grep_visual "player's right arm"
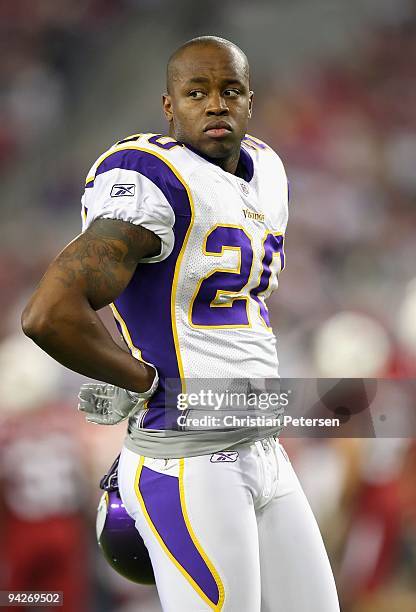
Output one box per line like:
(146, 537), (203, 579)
(21, 218), (159, 393)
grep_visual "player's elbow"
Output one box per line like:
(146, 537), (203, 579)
(21, 299), (57, 344)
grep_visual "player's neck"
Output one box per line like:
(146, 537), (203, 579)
(193, 147), (240, 175)
(215, 151), (240, 175)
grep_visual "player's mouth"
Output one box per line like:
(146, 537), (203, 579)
(203, 121), (233, 138)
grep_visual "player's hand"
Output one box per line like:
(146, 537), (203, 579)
(78, 366), (158, 425)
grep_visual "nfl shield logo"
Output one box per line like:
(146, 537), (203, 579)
(240, 182), (249, 196)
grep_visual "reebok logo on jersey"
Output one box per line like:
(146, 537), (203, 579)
(243, 208), (265, 222)
(210, 451), (239, 463)
(110, 184), (135, 197)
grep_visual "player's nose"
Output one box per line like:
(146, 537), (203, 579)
(205, 92), (229, 115)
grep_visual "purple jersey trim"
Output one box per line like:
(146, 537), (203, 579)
(138, 465), (221, 606)
(242, 135), (267, 151)
(95, 148), (190, 430)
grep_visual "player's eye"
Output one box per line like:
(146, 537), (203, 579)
(189, 90), (205, 99)
(224, 89), (240, 98)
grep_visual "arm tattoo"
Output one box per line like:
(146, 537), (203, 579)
(52, 219), (161, 308)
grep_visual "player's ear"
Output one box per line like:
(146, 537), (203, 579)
(162, 93), (173, 122)
(248, 91), (254, 119)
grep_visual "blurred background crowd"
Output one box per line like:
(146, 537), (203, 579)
(0, 0), (415, 610)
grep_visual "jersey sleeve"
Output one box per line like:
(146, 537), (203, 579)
(81, 150), (175, 263)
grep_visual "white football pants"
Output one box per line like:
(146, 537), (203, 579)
(118, 438), (340, 611)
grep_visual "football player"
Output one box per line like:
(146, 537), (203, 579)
(22, 36), (340, 611)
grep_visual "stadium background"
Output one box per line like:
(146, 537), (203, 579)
(0, 0), (416, 610)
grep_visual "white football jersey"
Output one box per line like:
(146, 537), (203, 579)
(81, 133), (288, 453)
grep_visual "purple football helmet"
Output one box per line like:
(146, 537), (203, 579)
(96, 455), (155, 584)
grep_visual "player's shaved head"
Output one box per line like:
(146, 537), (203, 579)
(166, 36), (249, 93)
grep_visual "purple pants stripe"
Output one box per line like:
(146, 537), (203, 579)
(135, 458), (224, 609)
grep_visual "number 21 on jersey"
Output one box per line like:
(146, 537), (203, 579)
(189, 225), (285, 329)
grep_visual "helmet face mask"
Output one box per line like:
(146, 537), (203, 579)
(96, 456), (155, 585)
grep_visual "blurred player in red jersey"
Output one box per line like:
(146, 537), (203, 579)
(0, 334), (90, 612)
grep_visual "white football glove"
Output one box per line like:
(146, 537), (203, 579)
(78, 367), (158, 425)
